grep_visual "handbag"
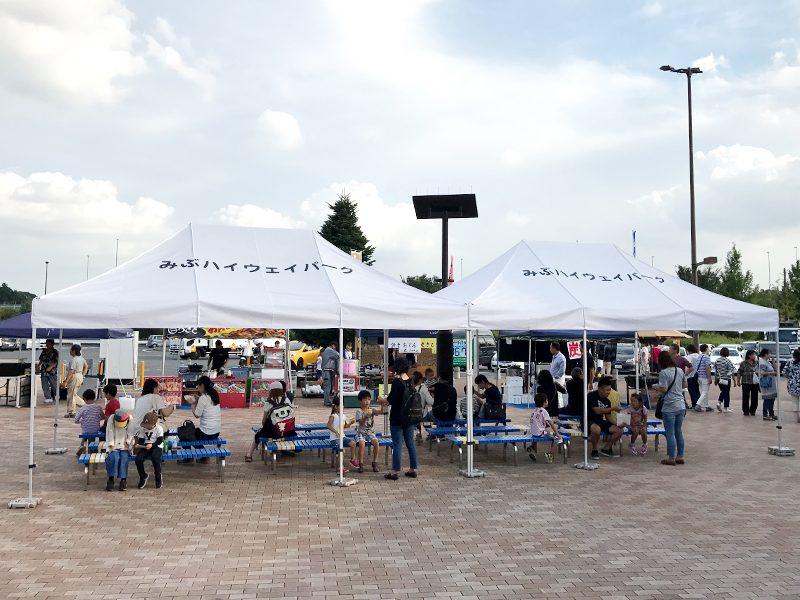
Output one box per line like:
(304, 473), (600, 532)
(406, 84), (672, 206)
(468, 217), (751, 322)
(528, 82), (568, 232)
(484, 402), (506, 421)
(655, 371), (678, 419)
(718, 377), (730, 386)
(176, 419), (197, 442)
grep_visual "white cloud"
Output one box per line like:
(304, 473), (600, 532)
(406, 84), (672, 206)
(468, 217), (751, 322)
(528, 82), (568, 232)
(0, 0), (145, 104)
(216, 205), (304, 229)
(639, 2), (664, 17)
(258, 110), (304, 149)
(692, 53), (728, 73)
(0, 171), (174, 288)
(698, 144), (800, 180)
(501, 150), (525, 166)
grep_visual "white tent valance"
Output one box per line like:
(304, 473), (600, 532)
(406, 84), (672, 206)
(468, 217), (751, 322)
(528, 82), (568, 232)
(31, 225), (469, 330)
(435, 240), (778, 332)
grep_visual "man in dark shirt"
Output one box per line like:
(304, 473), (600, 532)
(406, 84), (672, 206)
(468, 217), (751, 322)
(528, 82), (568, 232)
(473, 374), (502, 418)
(428, 375), (457, 422)
(207, 340), (229, 373)
(587, 377), (624, 460)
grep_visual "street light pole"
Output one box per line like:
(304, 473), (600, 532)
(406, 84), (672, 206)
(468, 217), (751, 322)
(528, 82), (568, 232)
(44, 261), (49, 295)
(86, 255), (89, 281)
(116, 239), (119, 267)
(661, 64), (703, 346)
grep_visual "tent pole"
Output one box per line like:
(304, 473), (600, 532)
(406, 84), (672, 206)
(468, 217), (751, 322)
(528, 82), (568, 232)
(10, 331), (41, 507)
(46, 329), (67, 454)
(575, 328), (597, 470)
(383, 330), (389, 436)
(285, 329), (292, 393)
(460, 329), (484, 477)
(769, 327), (794, 456)
(495, 336), (500, 389)
(635, 333), (640, 396)
(527, 338), (532, 395)
(330, 328), (355, 485)
(161, 331), (167, 377)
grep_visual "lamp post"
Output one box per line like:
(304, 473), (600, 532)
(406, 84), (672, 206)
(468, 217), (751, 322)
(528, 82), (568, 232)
(661, 64), (703, 346)
(115, 239), (119, 267)
(44, 261), (49, 295)
(86, 255), (89, 281)
(767, 251), (771, 289)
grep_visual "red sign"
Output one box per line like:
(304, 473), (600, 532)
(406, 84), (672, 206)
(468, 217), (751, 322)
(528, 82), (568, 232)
(567, 341), (582, 360)
(153, 377), (183, 406)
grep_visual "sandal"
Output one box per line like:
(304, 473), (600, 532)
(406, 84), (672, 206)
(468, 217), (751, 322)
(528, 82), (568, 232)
(245, 455), (253, 463)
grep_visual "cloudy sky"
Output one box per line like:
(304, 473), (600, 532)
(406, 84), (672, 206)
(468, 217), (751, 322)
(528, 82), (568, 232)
(2, 0), (800, 297)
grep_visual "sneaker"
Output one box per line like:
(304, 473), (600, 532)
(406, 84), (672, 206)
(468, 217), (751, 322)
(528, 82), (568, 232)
(335, 467), (348, 474)
(138, 475), (148, 489)
(404, 471), (418, 478)
(629, 443), (637, 456)
(155, 474), (162, 489)
(384, 473), (399, 480)
(661, 458), (677, 466)
(106, 478), (114, 492)
(724, 408), (733, 413)
(640, 443), (648, 455)
(350, 459), (360, 469)
(119, 479), (127, 491)
(600, 448), (616, 458)
(545, 453), (554, 464)
(716, 403), (722, 412)
(590, 450), (600, 460)
(704, 407), (714, 412)
(528, 451), (537, 462)
(693, 406), (703, 412)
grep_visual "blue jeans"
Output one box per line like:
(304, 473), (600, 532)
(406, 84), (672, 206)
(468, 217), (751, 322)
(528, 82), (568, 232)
(763, 396), (776, 417)
(105, 449), (130, 479)
(390, 424), (418, 472)
(41, 372), (58, 401)
(662, 410), (685, 460)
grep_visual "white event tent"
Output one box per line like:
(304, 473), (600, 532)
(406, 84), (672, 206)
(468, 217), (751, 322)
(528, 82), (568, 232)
(435, 240), (781, 474)
(16, 225), (470, 505)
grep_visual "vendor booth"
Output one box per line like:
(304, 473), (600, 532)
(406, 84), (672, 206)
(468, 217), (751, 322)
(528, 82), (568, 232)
(436, 240), (781, 475)
(14, 224), (469, 506)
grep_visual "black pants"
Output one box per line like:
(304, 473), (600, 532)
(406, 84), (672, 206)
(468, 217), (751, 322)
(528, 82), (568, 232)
(195, 429), (220, 449)
(687, 377), (699, 407)
(135, 447), (162, 479)
(742, 383), (759, 415)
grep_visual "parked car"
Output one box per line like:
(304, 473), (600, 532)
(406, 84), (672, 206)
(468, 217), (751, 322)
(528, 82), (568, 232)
(146, 335), (164, 348)
(612, 343), (636, 373)
(756, 342), (792, 373)
(709, 347), (744, 375)
(742, 341), (758, 353)
(288, 341), (322, 369)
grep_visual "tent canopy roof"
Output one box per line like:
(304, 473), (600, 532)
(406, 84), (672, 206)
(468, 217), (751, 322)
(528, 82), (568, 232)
(0, 312), (133, 339)
(32, 225), (469, 331)
(437, 240), (778, 332)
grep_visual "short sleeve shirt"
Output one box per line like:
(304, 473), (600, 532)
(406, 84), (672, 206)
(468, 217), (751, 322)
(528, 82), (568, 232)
(355, 407), (378, 435)
(195, 394), (221, 435)
(104, 398), (121, 418)
(586, 391), (610, 426)
(530, 407), (551, 437)
(658, 367), (687, 413)
(70, 355), (87, 374)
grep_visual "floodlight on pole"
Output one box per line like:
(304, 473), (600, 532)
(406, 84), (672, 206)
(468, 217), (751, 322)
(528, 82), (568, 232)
(661, 62), (703, 346)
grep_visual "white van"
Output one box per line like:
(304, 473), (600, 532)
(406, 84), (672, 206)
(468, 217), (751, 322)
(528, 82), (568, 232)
(169, 338), (211, 359)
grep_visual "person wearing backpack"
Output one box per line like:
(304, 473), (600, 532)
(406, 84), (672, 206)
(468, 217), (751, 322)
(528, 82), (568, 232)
(245, 381), (296, 461)
(378, 356), (418, 480)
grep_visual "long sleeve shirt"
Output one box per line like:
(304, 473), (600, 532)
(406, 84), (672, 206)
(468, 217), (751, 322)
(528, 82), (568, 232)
(550, 352), (566, 380)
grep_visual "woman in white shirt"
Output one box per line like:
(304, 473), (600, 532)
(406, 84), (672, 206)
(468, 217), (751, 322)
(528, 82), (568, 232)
(187, 375), (222, 463)
(62, 344), (89, 418)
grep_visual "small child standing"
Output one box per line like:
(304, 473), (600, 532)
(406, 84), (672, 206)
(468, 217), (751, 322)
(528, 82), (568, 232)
(134, 412), (164, 489)
(627, 393), (648, 455)
(101, 384), (120, 430)
(74, 389), (104, 455)
(354, 390), (385, 473)
(327, 395), (356, 474)
(105, 409), (133, 491)
(527, 392), (563, 463)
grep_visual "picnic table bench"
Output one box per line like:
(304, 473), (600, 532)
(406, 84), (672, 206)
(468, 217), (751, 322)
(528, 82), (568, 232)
(423, 425), (533, 453)
(87, 439), (227, 452)
(78, 446), (230, 488)
(263, 437), (394, 472)
(445, 433), (572, 467)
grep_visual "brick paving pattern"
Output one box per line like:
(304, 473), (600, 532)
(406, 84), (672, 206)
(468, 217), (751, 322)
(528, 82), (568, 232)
(2, 384), (799, 599)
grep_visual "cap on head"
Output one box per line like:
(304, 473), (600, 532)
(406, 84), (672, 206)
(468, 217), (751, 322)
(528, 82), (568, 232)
(113, 409), (130, 427)
(269, 381), (284, 391)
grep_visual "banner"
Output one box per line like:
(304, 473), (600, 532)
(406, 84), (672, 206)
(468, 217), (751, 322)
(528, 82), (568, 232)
(567, 341), (583, 359)
(165, 327), (285, 339)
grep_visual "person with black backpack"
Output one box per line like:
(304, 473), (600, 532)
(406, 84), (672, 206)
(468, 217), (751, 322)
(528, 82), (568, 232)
(378, 356), (419, 480)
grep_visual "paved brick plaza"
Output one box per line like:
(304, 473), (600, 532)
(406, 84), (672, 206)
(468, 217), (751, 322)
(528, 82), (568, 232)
(2, 386), (800, 600)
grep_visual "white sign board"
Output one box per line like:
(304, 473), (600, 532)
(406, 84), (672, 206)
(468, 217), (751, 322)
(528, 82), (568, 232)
(388, 338), (421, 354)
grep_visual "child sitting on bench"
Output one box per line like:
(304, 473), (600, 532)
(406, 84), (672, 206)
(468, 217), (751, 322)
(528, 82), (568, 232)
(134, 412), (164, 489)
(626, 393), (648, 456)
(327, 395), (356, 474)
(527, 393), (563, 463)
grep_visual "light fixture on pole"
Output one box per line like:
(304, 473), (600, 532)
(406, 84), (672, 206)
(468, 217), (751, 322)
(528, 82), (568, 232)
(767, 251), (771, 289)
(86, 255), (89, 281)
(115, 239), (119, 267)
(44, 261), (49, 295)
(661, 63), (703, 347)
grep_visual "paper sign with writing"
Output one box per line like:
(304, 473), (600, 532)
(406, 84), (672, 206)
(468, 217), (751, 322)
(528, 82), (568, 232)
(568, 341), (583, 360)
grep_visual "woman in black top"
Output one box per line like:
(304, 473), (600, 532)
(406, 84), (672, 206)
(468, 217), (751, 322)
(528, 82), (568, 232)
(536, 369), (566, 413)
(563, 367), (585, 418)
(378, 356), (418, 480)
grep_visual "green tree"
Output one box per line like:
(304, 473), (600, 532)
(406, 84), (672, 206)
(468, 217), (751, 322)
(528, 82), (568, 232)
(718, 243), (756, 302)
(318, 190), (376, 265)
(401, 274), (440, 293)
(676, 265), (721, 293)
(0, 283), (35, 320)
(783, 260), (800, 321)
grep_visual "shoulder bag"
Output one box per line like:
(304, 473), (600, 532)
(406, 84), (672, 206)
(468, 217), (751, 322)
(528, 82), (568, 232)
(177, 419), (197, 442)
(655, 370), (678, 420)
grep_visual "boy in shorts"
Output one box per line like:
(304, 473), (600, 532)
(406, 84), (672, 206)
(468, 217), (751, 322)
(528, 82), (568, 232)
(354, 390), (385, 473)
(588, 377), (624, 459)
(526, 392), (563, 463)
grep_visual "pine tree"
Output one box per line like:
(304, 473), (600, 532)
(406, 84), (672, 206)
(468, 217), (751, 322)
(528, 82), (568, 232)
(318, 190), (376, 265)
(676, 265), (721, 293)
(786, 260), (800, 320)
(718, 243), (755, 302)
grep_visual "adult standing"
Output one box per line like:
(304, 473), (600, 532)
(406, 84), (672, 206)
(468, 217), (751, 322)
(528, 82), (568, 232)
(207, 340), (229, 375)
(692, 344), (713, 412)
(378, 356), (418, 480)
(737, 350), (759, 416)
(602, 344), (614, 376)
(651, 351), (688, 466)
(585, 349), (596, 390)
(669, 343), (694, 408)
(133, 378), (175, 436)
(563, 367), (585, 418)
(758, 348), (778, 421)
(639, 344), (650, 376)
(321, 341), (340, 407)
(186, 375), (221, 463)
(38, 338), (59, 404)
(549, 342), (566, 408)
(535, 370), (566, 415)
(685, 344), (700, 408)
(783, 349), (800, 423)
(62, 344), (88, 418)
(713, 347), (735, 413)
